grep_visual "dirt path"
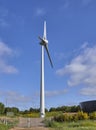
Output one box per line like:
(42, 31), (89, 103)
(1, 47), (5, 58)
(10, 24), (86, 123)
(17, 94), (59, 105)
(10, 117), (50, 130)
(10, 127), (49, 130)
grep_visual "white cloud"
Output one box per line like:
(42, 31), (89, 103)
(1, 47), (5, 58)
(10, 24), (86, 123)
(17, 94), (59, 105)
(56, 43), (96, 96)
(81, 42), (88, 49)
(0, 60), (18, 74)
(0, 18), (9, 27)
(59, 0), (70, 12)
(0, 6), (24, 28)
(0, 41), (13, 56)
(0, 7), (9, 28)
(61, 0), (70, 9)
(55, 52), (65, 61)
(0, 90), (32, 106)
(0, 6), (8, 17)
(81, 86), (96, 96)
(82, 0), (93, 6)
(0, 41), (18, 74)
(35, 8), (46, 16)
(35, 89), (67, 97)
(6, 91), (31, 104)
(45, 89), (67, 97)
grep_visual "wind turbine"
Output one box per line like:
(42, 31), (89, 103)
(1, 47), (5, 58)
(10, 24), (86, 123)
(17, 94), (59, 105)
(39, 21), (53, 118)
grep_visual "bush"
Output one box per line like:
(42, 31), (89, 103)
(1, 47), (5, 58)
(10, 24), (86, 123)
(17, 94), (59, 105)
(53, 113), (74, 122)
(44, 119), (57, 127)
(53, 112), (89, 122)
(89, 112), (96, 120)
(76, 111), (89, 120)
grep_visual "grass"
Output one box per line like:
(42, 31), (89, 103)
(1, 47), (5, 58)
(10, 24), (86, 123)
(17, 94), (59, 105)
(0, 117), (19, 130)
(44, 119), (96, 130)
(46, 111), (63, 117)
(21, 112), (40, 118)
(21, 111), (63, 118)
(0, 123), (13, 130)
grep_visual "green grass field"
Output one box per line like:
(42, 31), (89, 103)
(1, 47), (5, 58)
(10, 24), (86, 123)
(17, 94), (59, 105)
(0, 124), (11, 130)
(0, 121), (17, 130)
(45, 120), (96, 130)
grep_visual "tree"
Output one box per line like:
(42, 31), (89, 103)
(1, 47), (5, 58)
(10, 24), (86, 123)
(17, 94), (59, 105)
(0, 102), (5, 114)
(4, 107), (19, 115)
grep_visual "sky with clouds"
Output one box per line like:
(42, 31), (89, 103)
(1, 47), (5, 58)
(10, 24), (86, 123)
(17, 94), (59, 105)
(0, 0), (96, 110)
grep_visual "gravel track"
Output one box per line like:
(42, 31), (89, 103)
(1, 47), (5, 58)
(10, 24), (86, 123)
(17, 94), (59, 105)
(10, 117), (50, 130)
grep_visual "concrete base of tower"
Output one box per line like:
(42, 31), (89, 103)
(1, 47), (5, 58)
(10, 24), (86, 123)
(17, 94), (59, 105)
(40, 113), (45, 118)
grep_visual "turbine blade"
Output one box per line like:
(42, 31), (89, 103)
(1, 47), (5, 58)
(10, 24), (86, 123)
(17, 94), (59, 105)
(44, 45), (53, 68)
(43, 21), (47, 40)
(38, 36), (46, 45)
(38, 36), (43, 41)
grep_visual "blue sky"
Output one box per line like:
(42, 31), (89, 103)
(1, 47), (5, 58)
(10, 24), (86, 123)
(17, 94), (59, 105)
(0, 0), (96, 110)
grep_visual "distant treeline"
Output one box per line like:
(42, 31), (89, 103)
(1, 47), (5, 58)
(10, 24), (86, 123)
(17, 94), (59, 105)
(49, 105), (81, 112)
(0, 102), (81, 115)
(0, 102), (19, 115)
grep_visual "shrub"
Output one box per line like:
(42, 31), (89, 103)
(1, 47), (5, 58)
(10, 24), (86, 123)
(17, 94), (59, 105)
(54, 114), (64, 122)
(53, 113), (73, 122)
(44, 119), (57, 127)
(53, 112), (89, 122)
(89, 112), (96, 120)
(76, 111), (89, 120)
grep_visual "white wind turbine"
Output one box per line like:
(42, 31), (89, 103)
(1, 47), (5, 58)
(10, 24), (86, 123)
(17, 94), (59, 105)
(39, 21), (53, 118)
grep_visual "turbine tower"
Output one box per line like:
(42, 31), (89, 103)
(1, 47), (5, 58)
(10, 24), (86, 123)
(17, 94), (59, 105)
(39, 21), (53, 118)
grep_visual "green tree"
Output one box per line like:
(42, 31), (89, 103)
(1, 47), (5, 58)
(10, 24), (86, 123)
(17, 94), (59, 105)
(0, 102), (5, 114)
(4, 107), (19, 115)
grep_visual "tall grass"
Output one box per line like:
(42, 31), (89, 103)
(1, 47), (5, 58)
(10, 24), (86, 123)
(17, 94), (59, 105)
(0, 124), (12, 130)
(45, 119), (96, 130)
(0, 116), (18, 130)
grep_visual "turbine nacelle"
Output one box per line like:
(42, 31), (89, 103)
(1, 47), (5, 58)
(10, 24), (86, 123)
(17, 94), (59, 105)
(39, 36), (48, 46)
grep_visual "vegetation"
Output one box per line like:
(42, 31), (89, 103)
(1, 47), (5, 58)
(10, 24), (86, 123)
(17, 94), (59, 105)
(49, 105), (81, 112)
(0, 117), (18, 130)
(0, 103), (5, 115)
(0, 102), (82, 117)
(53, 111), (89, 122)
(0, 102), (20, 116)
(53, 111), (96, 122)
(0, 124), (10, 130)
(44, 111), (96, 130)
(89, 111), (96, 120)
(44, 120), (96, 130)
(0, 101), (96, 129)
